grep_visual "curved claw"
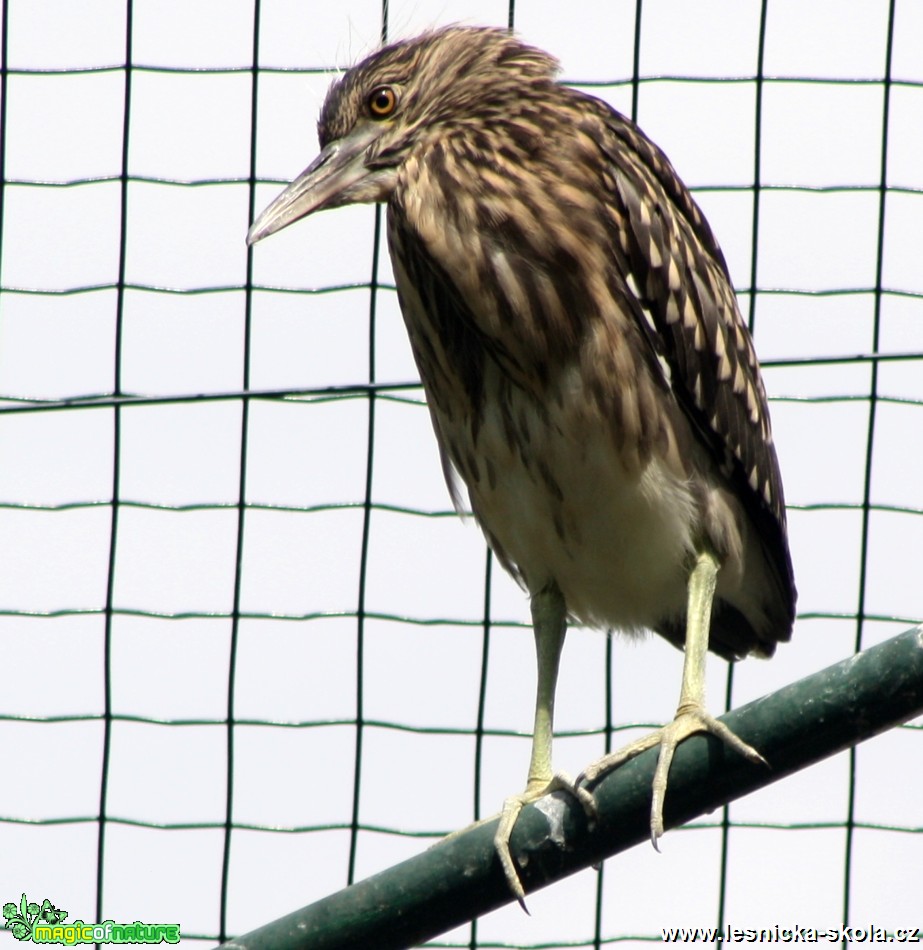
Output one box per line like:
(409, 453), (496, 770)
(494, 772), (598, 909)
(579, 706), (769, 848)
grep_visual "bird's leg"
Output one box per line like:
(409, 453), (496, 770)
(495, 582), (596, 905)
(579, 548), (766, 846)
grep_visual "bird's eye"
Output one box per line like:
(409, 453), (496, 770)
(368, 85), (398, 118)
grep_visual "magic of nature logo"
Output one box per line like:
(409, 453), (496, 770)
(3, 894), (180, 945)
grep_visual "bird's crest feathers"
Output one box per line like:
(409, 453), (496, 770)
(318, 27), (560, 150)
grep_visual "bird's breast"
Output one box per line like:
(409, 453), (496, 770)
(383, 124), (789, 652)
(441, 357), (700, 632)
(387, 201), (703, 632)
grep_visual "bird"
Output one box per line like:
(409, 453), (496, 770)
(247, 25), (797, 903)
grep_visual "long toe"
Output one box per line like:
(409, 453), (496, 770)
(494, 772), (597, 907)
(577, 729), (665, 787)
(579, 707), (767, 847)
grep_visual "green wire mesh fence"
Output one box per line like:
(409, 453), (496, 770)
(0, 0), (921, 947)
(220, 625), (923, 950)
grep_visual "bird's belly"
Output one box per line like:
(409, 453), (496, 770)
(446, 387), (697, 632)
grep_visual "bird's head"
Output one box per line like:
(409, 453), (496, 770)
(247, 26), (559, 245)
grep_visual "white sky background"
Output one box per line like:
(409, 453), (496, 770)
(0, 0), (922, 946)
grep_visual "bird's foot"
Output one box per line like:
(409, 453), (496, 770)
(578, 704), (766, 847)
(496, 772), (597, 908)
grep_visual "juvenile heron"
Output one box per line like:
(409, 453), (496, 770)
(248, 26), (797, 901)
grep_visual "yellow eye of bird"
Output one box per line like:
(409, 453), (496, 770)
(368, 85), (397, 118)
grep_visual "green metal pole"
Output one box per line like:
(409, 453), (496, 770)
(218, 625), (923, 950)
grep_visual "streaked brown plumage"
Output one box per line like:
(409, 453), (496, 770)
(248, 25), (796, 903)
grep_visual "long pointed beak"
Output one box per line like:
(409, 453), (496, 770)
(247, 126), (385, 246)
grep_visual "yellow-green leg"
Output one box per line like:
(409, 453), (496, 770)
(495, 582), (596, 904)
(579, 549), (766, 845)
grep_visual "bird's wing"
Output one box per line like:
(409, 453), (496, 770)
(597, 110), (796, 622)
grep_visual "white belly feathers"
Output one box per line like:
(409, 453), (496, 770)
(438, 362), (700, 633)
